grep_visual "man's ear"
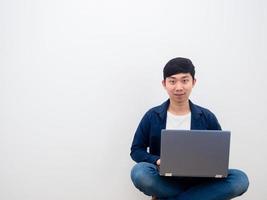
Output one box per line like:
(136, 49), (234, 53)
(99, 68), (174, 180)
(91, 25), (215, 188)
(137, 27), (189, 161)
(192, 78), (197, 87)
(162, 80), (166, 88)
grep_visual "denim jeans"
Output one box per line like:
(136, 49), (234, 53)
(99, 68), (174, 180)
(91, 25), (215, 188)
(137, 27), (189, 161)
(131, 162), (249, 200)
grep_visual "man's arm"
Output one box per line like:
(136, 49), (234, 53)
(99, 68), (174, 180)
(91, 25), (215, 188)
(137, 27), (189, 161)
(207, 111), (222, 130)
(130, 112), (160, 164)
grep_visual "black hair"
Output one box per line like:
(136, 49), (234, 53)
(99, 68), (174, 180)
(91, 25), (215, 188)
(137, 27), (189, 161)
(163, 57), (195, 80)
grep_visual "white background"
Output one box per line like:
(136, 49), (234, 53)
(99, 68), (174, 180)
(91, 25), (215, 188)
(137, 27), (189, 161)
(1, 0), (266, 199)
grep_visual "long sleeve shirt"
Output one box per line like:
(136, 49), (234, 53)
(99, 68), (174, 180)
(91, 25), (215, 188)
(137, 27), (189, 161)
(130, 99), (222, 164)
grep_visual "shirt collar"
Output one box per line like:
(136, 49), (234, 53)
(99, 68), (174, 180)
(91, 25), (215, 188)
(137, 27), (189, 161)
(154, 99), (202, 120)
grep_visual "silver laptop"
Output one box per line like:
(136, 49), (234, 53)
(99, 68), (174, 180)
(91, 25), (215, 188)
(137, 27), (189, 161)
(159, 129), (231, 178)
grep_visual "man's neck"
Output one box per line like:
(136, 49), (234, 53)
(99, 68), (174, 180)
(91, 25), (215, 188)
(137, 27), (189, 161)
(168, 100), (190, 115)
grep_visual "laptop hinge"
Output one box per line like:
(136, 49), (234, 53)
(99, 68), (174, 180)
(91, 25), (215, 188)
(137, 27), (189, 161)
(165, 173), (172, 176)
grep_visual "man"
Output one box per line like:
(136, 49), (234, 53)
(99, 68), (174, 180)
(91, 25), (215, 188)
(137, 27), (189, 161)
(130, 57), (249, 200)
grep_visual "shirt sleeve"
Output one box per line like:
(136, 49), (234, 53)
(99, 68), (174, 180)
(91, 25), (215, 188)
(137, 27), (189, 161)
(130, 112), (160, 164)
(208, 111), (222, 130)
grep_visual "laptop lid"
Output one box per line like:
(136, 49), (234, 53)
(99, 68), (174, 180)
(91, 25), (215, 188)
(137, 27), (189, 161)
(159, 130), (231, 178)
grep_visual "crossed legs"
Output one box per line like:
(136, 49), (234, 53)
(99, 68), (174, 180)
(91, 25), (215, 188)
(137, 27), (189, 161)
(131, 162), (249, 200)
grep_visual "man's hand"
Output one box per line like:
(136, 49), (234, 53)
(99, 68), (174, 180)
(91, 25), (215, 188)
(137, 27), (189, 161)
(156, 159), (161, 166)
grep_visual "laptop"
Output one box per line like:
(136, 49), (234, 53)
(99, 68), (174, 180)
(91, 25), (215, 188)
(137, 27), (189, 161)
(159, 129), (231, 178)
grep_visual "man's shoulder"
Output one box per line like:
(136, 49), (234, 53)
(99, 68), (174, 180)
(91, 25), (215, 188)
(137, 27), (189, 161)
(193, 103), (212, 113)
(190, 101), (217, 117)
(139, 100), (169, 123)
(146, 100), (169, 115)
(190, 101), (221, 129)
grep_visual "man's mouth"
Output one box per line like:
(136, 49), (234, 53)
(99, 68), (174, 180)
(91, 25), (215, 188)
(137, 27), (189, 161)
(174, 93), (185, 97)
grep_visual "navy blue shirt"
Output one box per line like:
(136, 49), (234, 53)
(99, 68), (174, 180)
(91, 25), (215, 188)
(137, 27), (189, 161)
(130, 99), (221, 164)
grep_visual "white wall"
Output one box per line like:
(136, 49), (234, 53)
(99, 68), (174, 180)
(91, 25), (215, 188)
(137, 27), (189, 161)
(0, 0), (266, 199)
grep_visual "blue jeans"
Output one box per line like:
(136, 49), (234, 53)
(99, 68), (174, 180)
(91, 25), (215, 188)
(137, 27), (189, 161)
(131, 162), (249, 200)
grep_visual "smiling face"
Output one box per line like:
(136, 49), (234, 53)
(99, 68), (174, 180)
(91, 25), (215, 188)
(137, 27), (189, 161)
(162, 73), (196, 105)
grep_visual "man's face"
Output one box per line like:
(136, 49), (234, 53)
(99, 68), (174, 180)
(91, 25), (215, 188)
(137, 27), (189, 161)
(162, 73), (196, 104)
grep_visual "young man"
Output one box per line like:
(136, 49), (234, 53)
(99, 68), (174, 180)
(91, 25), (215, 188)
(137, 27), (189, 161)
(130, 57), (249, 200)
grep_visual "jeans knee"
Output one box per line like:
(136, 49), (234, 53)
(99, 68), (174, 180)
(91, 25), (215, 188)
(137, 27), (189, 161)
(131, 162), (158, 192)
(228, 169), (249, 196)
(131, 163), (144, 186)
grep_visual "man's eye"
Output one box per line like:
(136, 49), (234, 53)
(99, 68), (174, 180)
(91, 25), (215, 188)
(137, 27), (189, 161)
(169, 80), (175, 84)
(182, 79), (189, 83)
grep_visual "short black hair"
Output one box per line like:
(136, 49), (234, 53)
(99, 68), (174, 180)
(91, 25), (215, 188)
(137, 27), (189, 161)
(163, 57), (195, 80)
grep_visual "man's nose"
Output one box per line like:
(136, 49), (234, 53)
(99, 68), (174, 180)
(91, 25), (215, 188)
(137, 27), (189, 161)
(175, 83), (183, 90)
